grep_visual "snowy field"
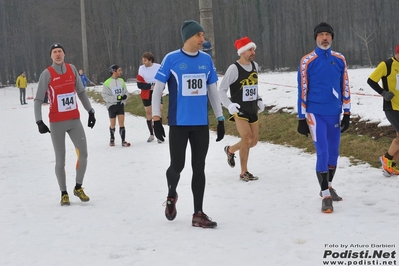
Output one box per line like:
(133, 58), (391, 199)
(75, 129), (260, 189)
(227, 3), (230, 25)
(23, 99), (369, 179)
(0, 68), (398, 265)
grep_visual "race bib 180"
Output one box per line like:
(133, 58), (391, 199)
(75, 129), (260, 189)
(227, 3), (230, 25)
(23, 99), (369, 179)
(182, 73), (207, 96)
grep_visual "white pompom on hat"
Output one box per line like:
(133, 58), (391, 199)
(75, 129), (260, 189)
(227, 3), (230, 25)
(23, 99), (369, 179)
(49, 43), (65, 56)
(234, 36), (256, 56)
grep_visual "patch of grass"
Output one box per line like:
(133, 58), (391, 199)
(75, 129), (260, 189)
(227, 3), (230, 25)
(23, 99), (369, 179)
(87, 89), (393, 169)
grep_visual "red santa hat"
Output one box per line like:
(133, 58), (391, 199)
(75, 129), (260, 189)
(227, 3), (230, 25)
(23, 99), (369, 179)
(396, 44), (399, 54)
(234, 36), (256, 56)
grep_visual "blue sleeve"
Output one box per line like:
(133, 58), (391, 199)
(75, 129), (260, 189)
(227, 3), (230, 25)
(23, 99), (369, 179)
(155, 54), (171, 83)
(297, 63), (306, 119)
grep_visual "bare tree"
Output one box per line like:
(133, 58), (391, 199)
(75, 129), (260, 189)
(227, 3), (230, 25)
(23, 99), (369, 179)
(2, 0), (399, 85)
(351, 26), (377, 67)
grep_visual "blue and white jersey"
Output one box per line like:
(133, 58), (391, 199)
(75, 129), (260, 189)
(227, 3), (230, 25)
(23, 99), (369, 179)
(155, 49), (218, 126)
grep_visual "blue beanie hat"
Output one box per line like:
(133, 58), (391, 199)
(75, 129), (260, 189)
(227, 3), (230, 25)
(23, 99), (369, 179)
(181, 20), (204, 43)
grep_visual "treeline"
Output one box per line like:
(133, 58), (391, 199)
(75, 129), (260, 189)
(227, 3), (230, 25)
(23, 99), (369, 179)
(0, 0), (398, 85)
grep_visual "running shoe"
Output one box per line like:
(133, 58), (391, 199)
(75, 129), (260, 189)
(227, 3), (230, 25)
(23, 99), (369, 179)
(109, 139), (115, 147)
(73, 187), (90, 202)
(122, 141), (131, 147)
(60, 194), (70, 206)
(192, 211), (217, 228)
(224, 146), (235, 168)
(319, 187), (343, 201)
(239, 171), (259, 182)
(380, 155), (399, 176)
(321, 196), (333, 213)
(147, 135), (154, 142)
(164, 193), (178, 221)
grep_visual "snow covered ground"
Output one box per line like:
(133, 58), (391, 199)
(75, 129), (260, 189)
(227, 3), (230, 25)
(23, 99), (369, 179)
(0, 68), (398, 266)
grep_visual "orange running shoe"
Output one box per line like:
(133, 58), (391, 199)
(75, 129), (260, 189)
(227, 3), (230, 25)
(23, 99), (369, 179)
(321, 196), (333, 213)
(380, 155), (399, 177)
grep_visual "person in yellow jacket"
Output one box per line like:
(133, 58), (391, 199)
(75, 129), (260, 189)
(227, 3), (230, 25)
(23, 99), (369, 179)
(16, 71), (28, 105)
(368, 44), (399, 176)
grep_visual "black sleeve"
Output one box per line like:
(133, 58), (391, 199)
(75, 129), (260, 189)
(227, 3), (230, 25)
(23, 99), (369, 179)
(137, 82), (152, 90)
(367, 78), (384, 95)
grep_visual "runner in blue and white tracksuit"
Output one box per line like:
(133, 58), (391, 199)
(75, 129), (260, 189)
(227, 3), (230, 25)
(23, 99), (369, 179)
(297, 22), (351, 213)
(151, 20), (224, 228)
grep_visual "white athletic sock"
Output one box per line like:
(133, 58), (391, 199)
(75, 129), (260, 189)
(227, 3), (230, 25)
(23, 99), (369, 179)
(321, 189), (331, 198)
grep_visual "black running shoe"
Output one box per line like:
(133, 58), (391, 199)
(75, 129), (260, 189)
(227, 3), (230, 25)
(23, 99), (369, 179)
(319, 187), (343, 201)
(192, 211), (217, 228)
(224, 146), (235, 168)
(164, 193), (178, 221)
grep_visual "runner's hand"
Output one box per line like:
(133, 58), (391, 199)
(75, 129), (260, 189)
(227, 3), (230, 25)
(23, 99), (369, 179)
(154, 120), (165, 142)
(216, 120), (225, 142)
(36, 120), (50, 134)
(228, 103), (240, 115)
(88, 109), (96, 129)
(297, 119), (309, 137)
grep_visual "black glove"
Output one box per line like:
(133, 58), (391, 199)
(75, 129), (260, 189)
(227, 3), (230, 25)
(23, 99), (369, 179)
(88, 110), (96, 129)
(36, 120), (50, 134)
(297, 119), (310, 137)
(216, 120), (225, 142)
(340, 113), (350, 133)
(153, 120), (165, 142)
(121, 94), (127, 100)
(381, 90), (394, 101)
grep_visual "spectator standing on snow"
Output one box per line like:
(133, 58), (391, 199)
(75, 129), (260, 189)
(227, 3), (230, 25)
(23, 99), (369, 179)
(219, 36), (265, 182)
(34, 43), (96, 206)
(151, 20), (225, 228)
(297, 22), (351, 213)
(367, 44), (399, 177)
(137, 52), (163, 143)
(16, 71), (28, 105)
(101, 64), (130, 147)
(79, 69), (95, 89)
